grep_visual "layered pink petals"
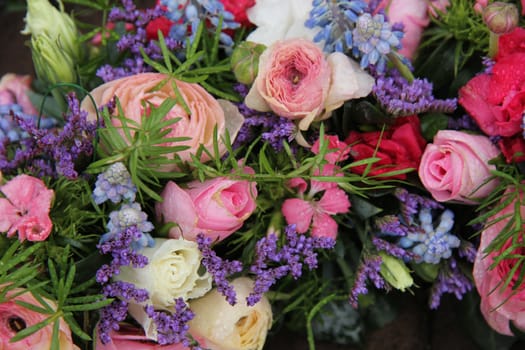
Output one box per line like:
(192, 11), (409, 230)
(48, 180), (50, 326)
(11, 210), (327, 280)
(473, 188), (525, 335)
(0, 175), (54, 241)
(156, 170), (257, 242)
(418, 130), (500, 204)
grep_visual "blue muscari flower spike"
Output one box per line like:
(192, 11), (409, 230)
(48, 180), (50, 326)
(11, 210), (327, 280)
(398, 209), (460, 264)
(161, 0), (239, 49)
(352, 13), (403, 72)
(306, 0), (368, 54)
(92, 162), (137, 205)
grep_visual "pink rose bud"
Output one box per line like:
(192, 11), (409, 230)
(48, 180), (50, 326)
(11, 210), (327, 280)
(156, 168), (258, 242)
(483, 2), (519, 35)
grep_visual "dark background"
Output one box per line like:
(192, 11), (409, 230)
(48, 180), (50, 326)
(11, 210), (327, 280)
(0, 2), (512, 349)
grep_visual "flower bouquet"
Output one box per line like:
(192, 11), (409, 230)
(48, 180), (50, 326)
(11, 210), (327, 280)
(1, 0), (525, 349)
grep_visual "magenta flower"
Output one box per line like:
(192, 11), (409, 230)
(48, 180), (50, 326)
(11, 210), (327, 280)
(0, 175), (54, 242)
(281, 165), (350, 239)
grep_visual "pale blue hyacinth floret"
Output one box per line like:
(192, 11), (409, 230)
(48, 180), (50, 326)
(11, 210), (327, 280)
(399, 209), (461, 264)
(160, 0), (239, 48)
(93, 162), (137, 204)
(306, 0), (403, 72)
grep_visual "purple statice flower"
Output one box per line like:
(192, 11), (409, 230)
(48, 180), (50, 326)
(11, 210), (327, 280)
(458, 241), (477, 264)
(374, 215), (409, 236)
(103, 203), (155, 250)
(373, 69), (457, 116)
(352, 13), (403, 72)
(448, 114), (481, 131)
(306, 0), (369, 53)
(196, 234), (243, 305)
(144, 299), (195, 346)
(0, 104), (56, 142)
(0, 93), (97, 179)
(247, 225), (335, 306)
(232, 84), (296, 151)
(97, 0), (180, 82)
(161, 0), (239, 49)
(98, 281), (149, 344)
(93, 162), (137, 204)
(349, 256), (387, 308)
(394, 187), (443, 225)
(429, 258), (473, 309)
(372, 237), (414, 261)
(96, 225), (150, 284)
(398, 209), (460, 264)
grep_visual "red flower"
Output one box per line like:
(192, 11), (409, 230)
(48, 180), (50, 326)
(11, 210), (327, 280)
(459, 28), (525, 163)
(146, 16), (174, 40)
(498, 135), (525, 163)
(344, 115), (427, 179)
(220, 0), (255, 27)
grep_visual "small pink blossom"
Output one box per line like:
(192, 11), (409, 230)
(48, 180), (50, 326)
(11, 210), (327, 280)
(0, 74), (38, 115)
(311, 135), (350, 164)
(281, 166), (350, 239)
(0, 175), (54, 242)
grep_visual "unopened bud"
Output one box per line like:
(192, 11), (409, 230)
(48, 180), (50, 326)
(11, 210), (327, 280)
(231, 41), (266, 85)
(378, 252), (413, 292)
(31, 34), (76, 85)
(483, 2), (519, 35)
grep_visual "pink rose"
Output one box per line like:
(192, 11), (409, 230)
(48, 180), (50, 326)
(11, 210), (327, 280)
(0, 286), (78, 350)
(281, 165), (350, 239)
(0, 74), (38, 115)
(156, 169), (257, 241)
(418, 130), (500, 204)
(473, 188), (525, 335)
(95, 323), (206, 350)
(0, 174), (54, 241)
(245, 38), (374, 131)
(81, 73), (244, 171)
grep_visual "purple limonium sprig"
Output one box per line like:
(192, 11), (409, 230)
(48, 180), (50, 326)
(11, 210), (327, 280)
(93, 162), (137, 204)
(372, 237), (414, 261)
(0, 93), (97, 179)
(373, 215), (409, 236)
(0, 104), (56, 143)
(98, 281), (149, 344)
(394, 187), (443, 225)
(349, 256), (387, 308)
(458, 241), (477, 264)
(306, 0), (369, 53)
(429, 258), (473, 309)
(196, 234), (243, 305)
(247, 225), (335, 306)
(232, 84), (296, 151)
(373, 69), (457, 116)
(448, 114), (481, 131)
(97, 0), (180, 82)
(144, 299), (195, 346)
(161, 0), (239, 49)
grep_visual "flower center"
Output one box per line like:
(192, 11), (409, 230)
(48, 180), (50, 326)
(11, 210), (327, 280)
(8, 316), (26, 333)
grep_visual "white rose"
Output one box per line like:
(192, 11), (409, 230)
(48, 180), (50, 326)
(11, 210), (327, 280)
(246, 0), (320, 47)
(189, 277), (273, 350)
(115, 238), (212, 309)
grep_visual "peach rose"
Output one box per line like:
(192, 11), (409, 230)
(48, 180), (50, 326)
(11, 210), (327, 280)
(81, 73), (244, 171)
(156, 169), (257, 242)
(0, 286), (78, 350)
(0, 74), (38, 115)
(245, 38), (374, 131)
(418, 130), (500, 204)
(473, 187), (525, 335)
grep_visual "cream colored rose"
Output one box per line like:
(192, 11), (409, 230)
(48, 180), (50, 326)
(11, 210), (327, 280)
(115, 238), (212, 309)
(189, 277), (273, 350)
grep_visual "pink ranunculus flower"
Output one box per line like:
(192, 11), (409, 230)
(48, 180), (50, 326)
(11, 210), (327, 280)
(0, 73), (38, 115)
(311, 135), (351, 164)
(418, 130), (500, 204)
(0, 174), (54, 241)
(245, 38), (374, 132)
(81, 73), (244, 171)
(281, 165), (350, 239)
(473, 187), (525, 336)
(0, 286), (79, 350)
(156, 169), (258, 242)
